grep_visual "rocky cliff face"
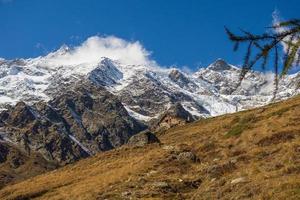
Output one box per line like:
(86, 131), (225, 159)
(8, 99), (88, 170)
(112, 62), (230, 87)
(151, 103), (198, 131)
(0, 141), (57, 188)
(0, 82), (145, 165)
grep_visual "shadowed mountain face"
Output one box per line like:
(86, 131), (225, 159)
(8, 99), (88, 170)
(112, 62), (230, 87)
(0, 142), (57, 189)
(0, 82), (145, 167)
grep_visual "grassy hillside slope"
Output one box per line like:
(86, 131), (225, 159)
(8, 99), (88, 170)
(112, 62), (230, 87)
(0, 96), (300, 200)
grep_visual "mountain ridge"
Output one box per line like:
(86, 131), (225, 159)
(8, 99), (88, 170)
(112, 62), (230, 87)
(0, 48), (299, 121)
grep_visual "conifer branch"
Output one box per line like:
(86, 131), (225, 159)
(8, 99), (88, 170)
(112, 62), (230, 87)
(225, 19), (300, 99)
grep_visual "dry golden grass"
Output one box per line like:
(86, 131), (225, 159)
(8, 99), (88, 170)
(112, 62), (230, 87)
(1, 96), (300, 199)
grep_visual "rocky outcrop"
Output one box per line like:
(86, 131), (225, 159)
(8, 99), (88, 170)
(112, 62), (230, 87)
(152, 103), (198, 131)
(0, 81), (145, 165)
(177, 151), (199, 163)
(0, 141), (57, 188)
(127, 130), (160, 147)
(168, 69), (199, 92)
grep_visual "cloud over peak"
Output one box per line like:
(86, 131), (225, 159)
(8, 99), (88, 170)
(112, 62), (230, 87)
(41, 35), (156, 67)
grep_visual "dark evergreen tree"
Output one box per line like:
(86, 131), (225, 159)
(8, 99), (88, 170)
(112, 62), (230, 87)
(225, 19), (300, 99)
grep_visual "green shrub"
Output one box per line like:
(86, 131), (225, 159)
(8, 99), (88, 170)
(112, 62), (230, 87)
(225, 113), (257, 137)
(226, 123), (247, 137)
(268, 107), (290, 118)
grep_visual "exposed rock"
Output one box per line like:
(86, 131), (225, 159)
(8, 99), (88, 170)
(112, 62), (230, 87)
(182, 178), (202, 189)
(127, 130), (160, 147)
(152, 103), (198, 131)
(151, 181), (170, 189)
(0, 143), (9, 163)
(256, 131), (295, 147)
(207, 59), (233, 71)
(0, 82), (145, 165)
(230, 177), (247, 184)
(6, 101), (36, 127)
(121, 191), (132, 197)
(0, 142), (57, 188)
(177, 151), (199, 163)
(88, 58), (123, 86)
(168, 69), (199, 92)
(146, 170), (158, 177)
(162, 145), (176, 151)
(206, 161), (236, 178)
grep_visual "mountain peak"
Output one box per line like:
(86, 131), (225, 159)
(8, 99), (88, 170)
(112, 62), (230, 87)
(99, 57), (115, 66)
(207, 58), (233, 71)
(46, 44), (71, 59)
(168, 69), (184, 81)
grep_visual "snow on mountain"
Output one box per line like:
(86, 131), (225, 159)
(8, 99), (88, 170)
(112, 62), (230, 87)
(0, 43), (299, 121)
(195, 59), (300, 110)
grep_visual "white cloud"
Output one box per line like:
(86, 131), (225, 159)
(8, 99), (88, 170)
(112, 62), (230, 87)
(41, 35), (156, 67)
(181, 65), (194, 74)
(272, 10), (299, 67)
(272, 10), (289, 51)
(272, 10), (298, 52)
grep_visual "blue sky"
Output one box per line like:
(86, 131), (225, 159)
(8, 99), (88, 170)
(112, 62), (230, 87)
(0, 0), (299, 71)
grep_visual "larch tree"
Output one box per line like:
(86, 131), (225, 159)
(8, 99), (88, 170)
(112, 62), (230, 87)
(225, 18), (300, 99)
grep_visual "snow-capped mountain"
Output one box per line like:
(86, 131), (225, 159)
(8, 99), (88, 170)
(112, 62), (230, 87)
(0, 44), (299, 167)
(0, 47), (299, 122)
